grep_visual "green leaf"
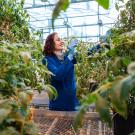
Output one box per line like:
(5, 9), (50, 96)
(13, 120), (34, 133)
(18, 92), (28, 106)
(44, 70), (54, 76)
(0, 108), (11, 123)
(111, 83), (127, 118)
(99, 107), (112, 127)
(96, 0), (109, 9)
(52, 0), (69, 28)
(45, 84), (58, 100)
(22, 122), (39, 135)
(20, 106), (27, 116)
(0, 127), (20, 135)
(36, 83), (43, 93)
(0, 48), (12, 53)
(73, 104), (88, 131)
(0, 79), (7, 84)
(96, 94), (112, 127)
(94, 82), (113, 95)
(73, 94), (96, 131)
(112, 100), (127, 118)
(122, 56), (131, 67)
(120, 75), (135, 100)
(82, 93), (96, 104)
(107, 49), (117, 57)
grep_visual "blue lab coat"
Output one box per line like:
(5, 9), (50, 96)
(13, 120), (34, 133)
(42, 55), (79, 111)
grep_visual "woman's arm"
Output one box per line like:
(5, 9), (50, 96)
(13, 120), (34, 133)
(43, 57), (74, 81)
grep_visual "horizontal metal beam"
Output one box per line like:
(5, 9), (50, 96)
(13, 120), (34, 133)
(42, 35), (100, 42)
(33, 22), (115, 29)
(24, 0), (94, 9)
(43, 35), (100, 38)
(29, 13), (109, 22)
(24, 3), (54, 9)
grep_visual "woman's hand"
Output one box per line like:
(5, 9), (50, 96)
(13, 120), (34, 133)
(68, 39), (78, 53)
(67, 39), (78, 60)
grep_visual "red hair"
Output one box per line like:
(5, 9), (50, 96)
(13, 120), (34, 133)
(43, 32), (57, 55)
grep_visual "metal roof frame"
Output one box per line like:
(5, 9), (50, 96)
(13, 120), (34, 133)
(24, 0), (118, 42)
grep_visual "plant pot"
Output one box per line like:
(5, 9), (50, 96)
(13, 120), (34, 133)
(113, 113), (135, 135)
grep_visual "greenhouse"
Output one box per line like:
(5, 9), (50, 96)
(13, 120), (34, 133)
(0, 0), (135, 135)
(24, 0), (117, 42)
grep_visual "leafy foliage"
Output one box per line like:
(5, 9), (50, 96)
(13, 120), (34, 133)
(0, 0), (30, 42)
(0, 94), (39, 135)
(0, 40), (58, 134)
(74, 0), (135, 127)
(76, 31), (135, 100)
(75, 41), (108, 99)
(115, 0), (135, 33)
(74, 62), (135, 129)
(0, 0), (57, 134)
(0, 41), (50, 95)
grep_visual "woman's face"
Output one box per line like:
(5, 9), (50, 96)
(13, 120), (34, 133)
(53, 34), (64, 51)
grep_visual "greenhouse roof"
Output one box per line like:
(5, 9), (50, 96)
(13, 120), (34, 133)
(23, 0), (119, 42)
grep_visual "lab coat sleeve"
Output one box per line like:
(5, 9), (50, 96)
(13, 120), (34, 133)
(43, 57), (74, 81)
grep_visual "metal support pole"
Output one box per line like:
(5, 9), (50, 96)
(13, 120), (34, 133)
(40, 29), (44, 43)
(66, 18), (69, 38)
(32, 0), (35, 7)
(98, 4), (101, 41)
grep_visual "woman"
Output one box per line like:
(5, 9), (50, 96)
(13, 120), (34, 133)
(42, 32), (79, 111)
